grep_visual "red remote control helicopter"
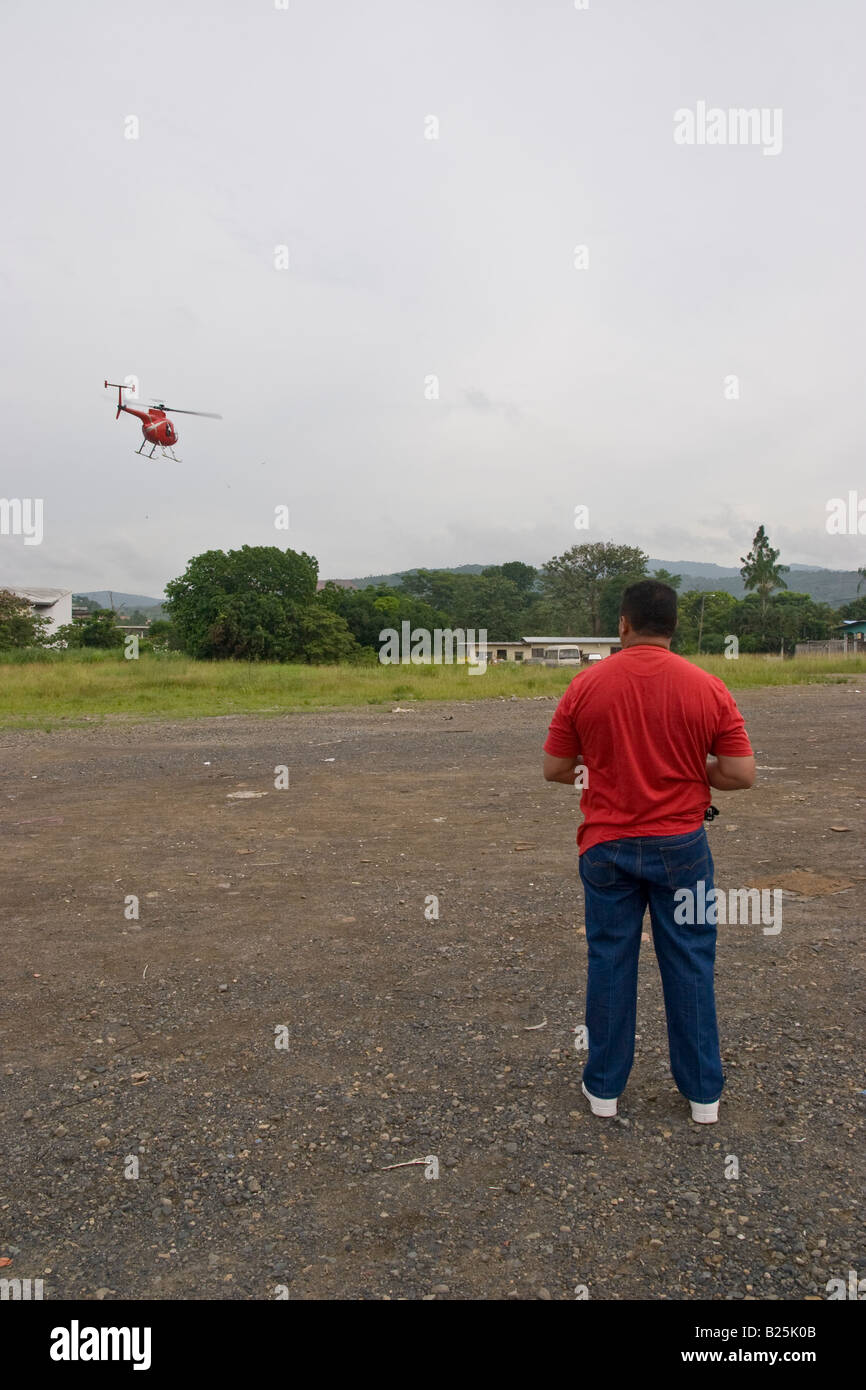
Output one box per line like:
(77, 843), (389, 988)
(104, 381), (221, 461)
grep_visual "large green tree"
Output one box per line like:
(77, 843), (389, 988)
(541, 542), (649, 635)
(165, 546), (356, 661)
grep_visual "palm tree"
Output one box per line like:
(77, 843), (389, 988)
(740, 526), (789, 641)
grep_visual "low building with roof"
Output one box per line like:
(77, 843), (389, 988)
(479, 636), (621, 665)
(796, 620), (866, 657)
(6, 586), (72, 635)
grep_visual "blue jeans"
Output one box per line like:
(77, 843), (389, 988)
(578, 827), (724, 1105)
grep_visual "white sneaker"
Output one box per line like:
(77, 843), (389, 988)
(689, 1100), (719, 1124)
(582, 1081), (618, 1117)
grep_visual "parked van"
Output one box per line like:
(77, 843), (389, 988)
(544, 647), (582, 665)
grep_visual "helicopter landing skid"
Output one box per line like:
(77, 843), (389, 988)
(134, 446), (182, 462)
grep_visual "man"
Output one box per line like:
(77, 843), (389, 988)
(542, 580), (755, 1123)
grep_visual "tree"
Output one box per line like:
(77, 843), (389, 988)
(472, 572), (531, 638)
(674, 591), (738, 654)
(399, 569), (464, 611)
(145, 619), (182, 651)
(740, 526), (789, 637)
(296, 606), (364, 662)
(772, 592), (833, 640)
(317, 583), (451, 652)
(55, 610), (123, 649)
(721, 591), (833, 654)
(164, 545), (354, 661)
(837, 595), (866, 622)
(541, 542), (649, 636)
(0, 589), (49, 649)
(652, 567), (682, 590)
(84, 611), (125, 648)
(396, 568), (535, 639)
(499, 561), (538, 594)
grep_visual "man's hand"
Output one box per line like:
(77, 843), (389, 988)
(543, 752), (583, 785)
(707, 754), (756, 790)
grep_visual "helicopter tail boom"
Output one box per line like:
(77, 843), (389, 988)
(104, 380), (133, 419)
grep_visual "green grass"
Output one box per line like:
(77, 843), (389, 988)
(689, 653), (866, 685)
(0, 649), (863, 730)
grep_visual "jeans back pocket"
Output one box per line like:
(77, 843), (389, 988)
(579, 841), (621, 887)
(659, 833), (711, 890)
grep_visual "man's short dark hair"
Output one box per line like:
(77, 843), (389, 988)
(620, 580), (678, 637)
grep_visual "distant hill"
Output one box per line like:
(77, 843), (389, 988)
(341, 561), (863, 607)
(344, 564), (488, 589)
(646, 559), (824, 578)
(79, 591), (164, 611)
(661, 570), (860, 605)
(647, 564), (859, 604)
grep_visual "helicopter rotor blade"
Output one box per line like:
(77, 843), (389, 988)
(150, 401), (222, 418)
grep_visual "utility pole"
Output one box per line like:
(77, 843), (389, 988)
(697, 594), (706, 654)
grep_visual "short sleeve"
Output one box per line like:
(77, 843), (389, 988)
(544, 689), (581, 759)
(710, 685), (753, 757)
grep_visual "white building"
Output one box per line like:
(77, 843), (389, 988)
(479, 636), (622, 664)
(7, 587), (72, 636)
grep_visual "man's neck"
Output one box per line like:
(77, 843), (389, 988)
(620, 637), (672, 650)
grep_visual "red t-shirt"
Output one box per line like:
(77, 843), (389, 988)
(543, 645), (753, 852)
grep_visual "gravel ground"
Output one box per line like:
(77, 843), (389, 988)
(1, 683), (864, 1300)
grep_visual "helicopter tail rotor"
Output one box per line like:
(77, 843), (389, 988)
(105, 380), (133, 419)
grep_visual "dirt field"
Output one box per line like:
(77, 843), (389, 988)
(1, 683), (863, 1301)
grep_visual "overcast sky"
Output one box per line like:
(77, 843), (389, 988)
(2, 0), (863, 598)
